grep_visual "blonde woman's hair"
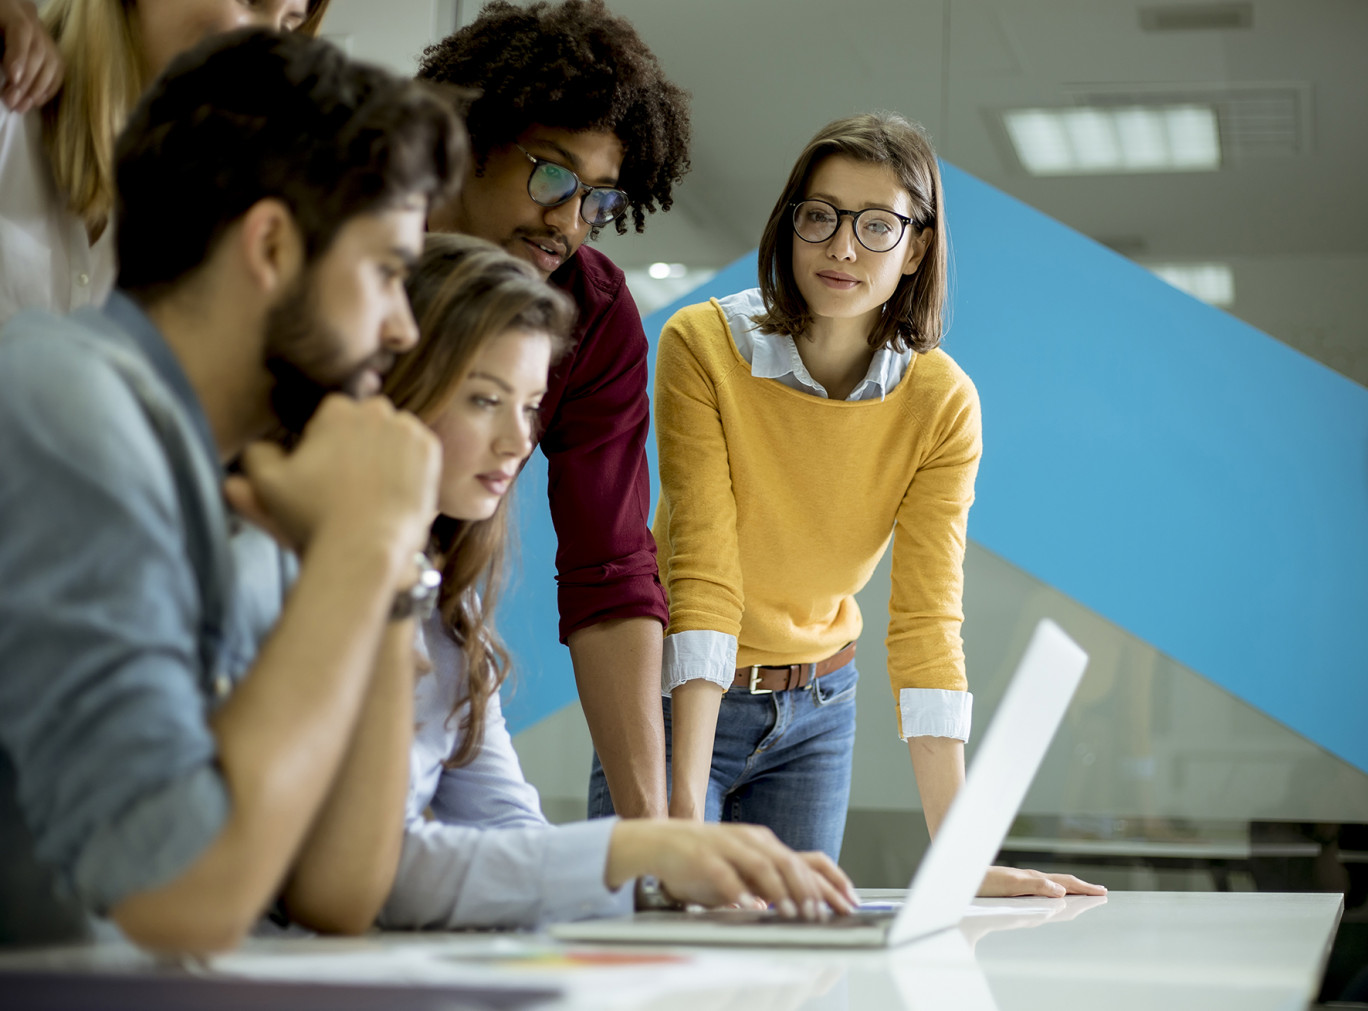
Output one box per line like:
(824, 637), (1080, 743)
(40, 0), (142, 235)
(38, 0), (331, 237)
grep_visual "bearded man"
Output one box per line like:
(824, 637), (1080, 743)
(0, 28), (462, 953)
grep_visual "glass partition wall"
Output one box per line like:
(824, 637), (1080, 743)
(516, 539), (1368, 997)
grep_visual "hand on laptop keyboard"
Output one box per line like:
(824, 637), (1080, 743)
(605, 820), (860, 920)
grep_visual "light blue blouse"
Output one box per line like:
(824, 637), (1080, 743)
(377, 610), (633, 929)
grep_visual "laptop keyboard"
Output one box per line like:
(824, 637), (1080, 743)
(646, 909), (897, 928)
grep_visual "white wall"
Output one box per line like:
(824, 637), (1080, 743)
(316, 0), (456, 73)
(1225, 254), (1368, 388)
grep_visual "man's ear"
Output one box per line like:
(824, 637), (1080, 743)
(902, 226), (932, 277)
(238, 198), (304, 295)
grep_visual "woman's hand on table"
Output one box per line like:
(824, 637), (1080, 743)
(977, 865), (1107, 898)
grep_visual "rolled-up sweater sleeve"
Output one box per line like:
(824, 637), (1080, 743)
(0, 332), (228, 916)
(379, 654), (629, 930)
(652, 308), (747, 660)
(887, 367), (982, 740)
(541, 257), (667, 641)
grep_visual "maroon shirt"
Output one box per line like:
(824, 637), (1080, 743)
(539, 245), (669, 642)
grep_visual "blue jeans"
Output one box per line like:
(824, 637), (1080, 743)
(588, 660), (859, 861)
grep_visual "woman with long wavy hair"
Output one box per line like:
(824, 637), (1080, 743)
(372, 233), (857, 929)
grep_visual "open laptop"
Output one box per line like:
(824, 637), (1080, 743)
(551, 618), (1089, 949)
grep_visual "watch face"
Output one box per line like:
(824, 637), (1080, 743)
(634, 876), (685, 912)
(389, 551), (442, 622)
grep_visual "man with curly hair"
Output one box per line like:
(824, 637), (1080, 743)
(419, 0), (690, 822)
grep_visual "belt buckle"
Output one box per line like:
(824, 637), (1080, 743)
(747, 666), (773, 695)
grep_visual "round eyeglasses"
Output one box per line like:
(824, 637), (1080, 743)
(790, 199), (914, 253)
(517, 145), (629, 228)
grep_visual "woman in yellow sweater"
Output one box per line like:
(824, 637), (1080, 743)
(643, 112), (1103, 899)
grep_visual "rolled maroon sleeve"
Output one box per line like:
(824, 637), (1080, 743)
(540, 249), (668, 642)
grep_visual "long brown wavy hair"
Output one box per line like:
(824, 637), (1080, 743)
(383, 233), (574, 766)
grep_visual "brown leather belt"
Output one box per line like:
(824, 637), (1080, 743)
(731, 642), (857, 695)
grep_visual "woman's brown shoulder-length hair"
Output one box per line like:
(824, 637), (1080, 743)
(753, 111), (948, 354)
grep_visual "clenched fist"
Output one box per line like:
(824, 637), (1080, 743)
(225, 394), (440, 570)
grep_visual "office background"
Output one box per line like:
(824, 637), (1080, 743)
(321, 0), (1367, 987)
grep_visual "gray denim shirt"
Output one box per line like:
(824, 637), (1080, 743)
(0, 292), (250, 945)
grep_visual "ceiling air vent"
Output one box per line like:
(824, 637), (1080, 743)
(1139, 3), (1253, 32)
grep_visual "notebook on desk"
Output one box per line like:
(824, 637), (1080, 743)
(551, 618), (1090, 949)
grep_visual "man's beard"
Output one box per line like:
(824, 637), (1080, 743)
(262, 274), (394, 438)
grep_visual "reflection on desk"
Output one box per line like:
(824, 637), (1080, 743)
(997, 834), (1327, 892)
(0, 891), (1343, 1011)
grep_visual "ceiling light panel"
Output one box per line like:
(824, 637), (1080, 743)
(1004, 105), (1221, 175)
(1148, 263), (1235, 306)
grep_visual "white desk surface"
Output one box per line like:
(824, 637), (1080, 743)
(0, 890), (1343, 1011)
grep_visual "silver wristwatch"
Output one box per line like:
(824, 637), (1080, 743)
(633, 875), (685, 912)
(388, 551), (442, 622)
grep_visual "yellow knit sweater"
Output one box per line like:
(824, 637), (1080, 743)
(652, 298), (982, 718)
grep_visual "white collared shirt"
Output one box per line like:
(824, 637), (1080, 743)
(0, 105), (116, 327)
(726, 287), (909, 401)
(661, 288), (973, 742)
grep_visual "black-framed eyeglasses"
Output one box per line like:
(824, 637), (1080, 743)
(790, 199), (914, 253)
(516, 144), (629, 228)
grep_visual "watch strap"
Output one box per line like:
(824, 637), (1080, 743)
(388, 550), (442, 622)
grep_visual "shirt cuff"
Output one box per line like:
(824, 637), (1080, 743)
(661, 629), (737, 696)
(898, 688), (973, 742)
(380, 814), (632, 930)
(540, 817), (635, 923)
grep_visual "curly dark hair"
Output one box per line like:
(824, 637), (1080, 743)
(418, 0), (691, 234)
